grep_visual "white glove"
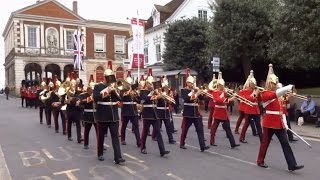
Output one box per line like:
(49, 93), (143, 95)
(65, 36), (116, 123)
(282, 114), (289, 130)
(276, 85), (293, 98)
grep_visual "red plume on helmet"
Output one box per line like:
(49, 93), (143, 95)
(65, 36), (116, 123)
(107, 60), (113, 71)
(184, 68), (190, 87)
(127, 70), (131, 77)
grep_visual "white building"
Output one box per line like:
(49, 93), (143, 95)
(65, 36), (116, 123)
(127, 0), (213, 88)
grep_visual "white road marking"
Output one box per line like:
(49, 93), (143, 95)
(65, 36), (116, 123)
(185, 144), (256, 166)
(103, 143), (110, 148)
(166, 173), (184, 180)
(123, 153), (144, 163)
(0, 145), (12, 180)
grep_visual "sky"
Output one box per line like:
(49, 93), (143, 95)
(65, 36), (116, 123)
(0, 0), (171, 88)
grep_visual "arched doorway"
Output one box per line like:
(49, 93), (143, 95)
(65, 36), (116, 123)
(63, 64), (74, 81)
(24, 63), (42, 81)
(96, 66), (104, 83)
(116, 67), (124, 79)
(45, 64), (61, 79)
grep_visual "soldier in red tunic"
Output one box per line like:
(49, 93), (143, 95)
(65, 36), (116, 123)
(210, 72), (239, 148)
(257, 64), (304, 171)
(239, 70), (262, 143)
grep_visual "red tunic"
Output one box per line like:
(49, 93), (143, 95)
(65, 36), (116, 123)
(207, 89), (216, 108)
(280, 98), (289, 116)
(20, 87), (26, 98)
(212, 90), (230, 120)
(243, 89), (260, 115)
(260, 90), (285, 129)
(237, 89), (246, 112)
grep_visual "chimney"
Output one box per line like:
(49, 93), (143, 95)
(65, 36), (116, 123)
(72, 1), (78, 14)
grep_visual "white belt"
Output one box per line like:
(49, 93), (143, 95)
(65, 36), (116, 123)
(262, 99), (275, 108)
(184, 103), (198, 106)
(157, 107), (169, 110)
(97, 102), (118, 105)
(265, 110), (281, 115)
(252, 102), (258, 105)
(84, 109), (96, 112)
(123, 102), (137, 105)
(143, 104), (155, 108)
(215, 105), (227, 108)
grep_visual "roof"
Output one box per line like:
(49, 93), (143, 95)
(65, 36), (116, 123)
(145, 0), (184, 30)
(153, 69), (197, 77)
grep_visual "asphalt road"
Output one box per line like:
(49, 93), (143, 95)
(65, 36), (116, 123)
(0, 94), (319, 180)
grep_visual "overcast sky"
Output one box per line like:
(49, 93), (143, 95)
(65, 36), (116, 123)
(0, 0), (170, 87)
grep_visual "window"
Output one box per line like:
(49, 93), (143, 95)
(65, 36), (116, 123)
(144, 47), (148, 64)
(114, 36), (125, 53)
(66, 30), (74, 50)
(198, 10), (208, 21)
(94, 34), (105, 52)
(28, 27), (37, 48)
(156, 44), (161, 62)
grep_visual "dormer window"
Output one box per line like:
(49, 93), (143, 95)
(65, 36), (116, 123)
(152, 9), (160, 27)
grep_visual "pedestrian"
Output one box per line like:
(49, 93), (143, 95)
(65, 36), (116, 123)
(4, 85), (9, 100)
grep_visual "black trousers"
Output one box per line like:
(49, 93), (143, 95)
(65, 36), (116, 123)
(21, 97), (25, 107)
(6, 93), (9, 100)
(257, 127), (297, 169)
(67, 111), (82, 141)
(240, 114), (263, 142)
(286, 115), (294, 140)
(180, 117), (206, 150)
(83, 122), (97, 146)
(53, 110), (66, 133)
(160, 118), (174, 142)
(97, 121), (122, 161)
(45, 108), (52, 126)
(210, 119), (236, 146)
(141, 119), (166, 154)
(121, 116), (140, 146)
(39, 106), (45, 123)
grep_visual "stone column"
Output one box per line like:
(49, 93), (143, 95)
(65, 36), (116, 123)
(20, 20), (24, 53)
(60, 25), (64, 55)
(40, 22), (45, 54)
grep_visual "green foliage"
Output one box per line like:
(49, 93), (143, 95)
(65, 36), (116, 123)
(163, 17), (212, 81)
(268, 0), (320, 70)
(209, 0), (277, 77)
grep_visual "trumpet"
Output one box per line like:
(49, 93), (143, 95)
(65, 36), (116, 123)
(225, 88), (255, 107)
(160, 92), (176, 104)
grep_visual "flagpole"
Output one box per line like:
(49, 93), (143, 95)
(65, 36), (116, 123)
(137, 10), (140, 83)
(77, 30), (81, 81)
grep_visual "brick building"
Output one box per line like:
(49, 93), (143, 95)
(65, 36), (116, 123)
(2, 0), (130, 95)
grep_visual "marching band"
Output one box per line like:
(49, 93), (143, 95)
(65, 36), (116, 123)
(21, 63), (306, 171)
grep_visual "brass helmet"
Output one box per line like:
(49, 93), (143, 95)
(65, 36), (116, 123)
(88, 74), (96, 89)
(125, 70), (133, 84)
(186, 68), (194, 84)
(216, 71), (225, 86)
(139, 74), (145, 88)
(265, 64), (279, 90)
(104, 60), (116, 85)
(161, 75), (169, 87)
(243, 70), (256, 89)
(146, 68), (154, 84)
(208, 74), (217, 90)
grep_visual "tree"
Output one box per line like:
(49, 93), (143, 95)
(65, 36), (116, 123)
(209, 0), (277, 78)
(163, 17), (212, 82)
(268, 0), (320, 70)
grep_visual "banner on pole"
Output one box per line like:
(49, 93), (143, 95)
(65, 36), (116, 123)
(131, 18), (144, 68)
(73, 30), (84, 71)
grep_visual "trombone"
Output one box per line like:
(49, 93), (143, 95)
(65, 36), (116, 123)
(225, 88), (255, 107)
(160, 92), (176, 104)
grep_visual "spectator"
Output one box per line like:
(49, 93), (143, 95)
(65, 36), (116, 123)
(296, 95), (315, 124)
(4, 85), (10, 100)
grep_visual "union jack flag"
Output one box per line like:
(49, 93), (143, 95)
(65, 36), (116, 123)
(73, 30), (84, 70)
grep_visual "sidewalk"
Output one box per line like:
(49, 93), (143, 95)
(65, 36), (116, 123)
(173, 110), (320, 139)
